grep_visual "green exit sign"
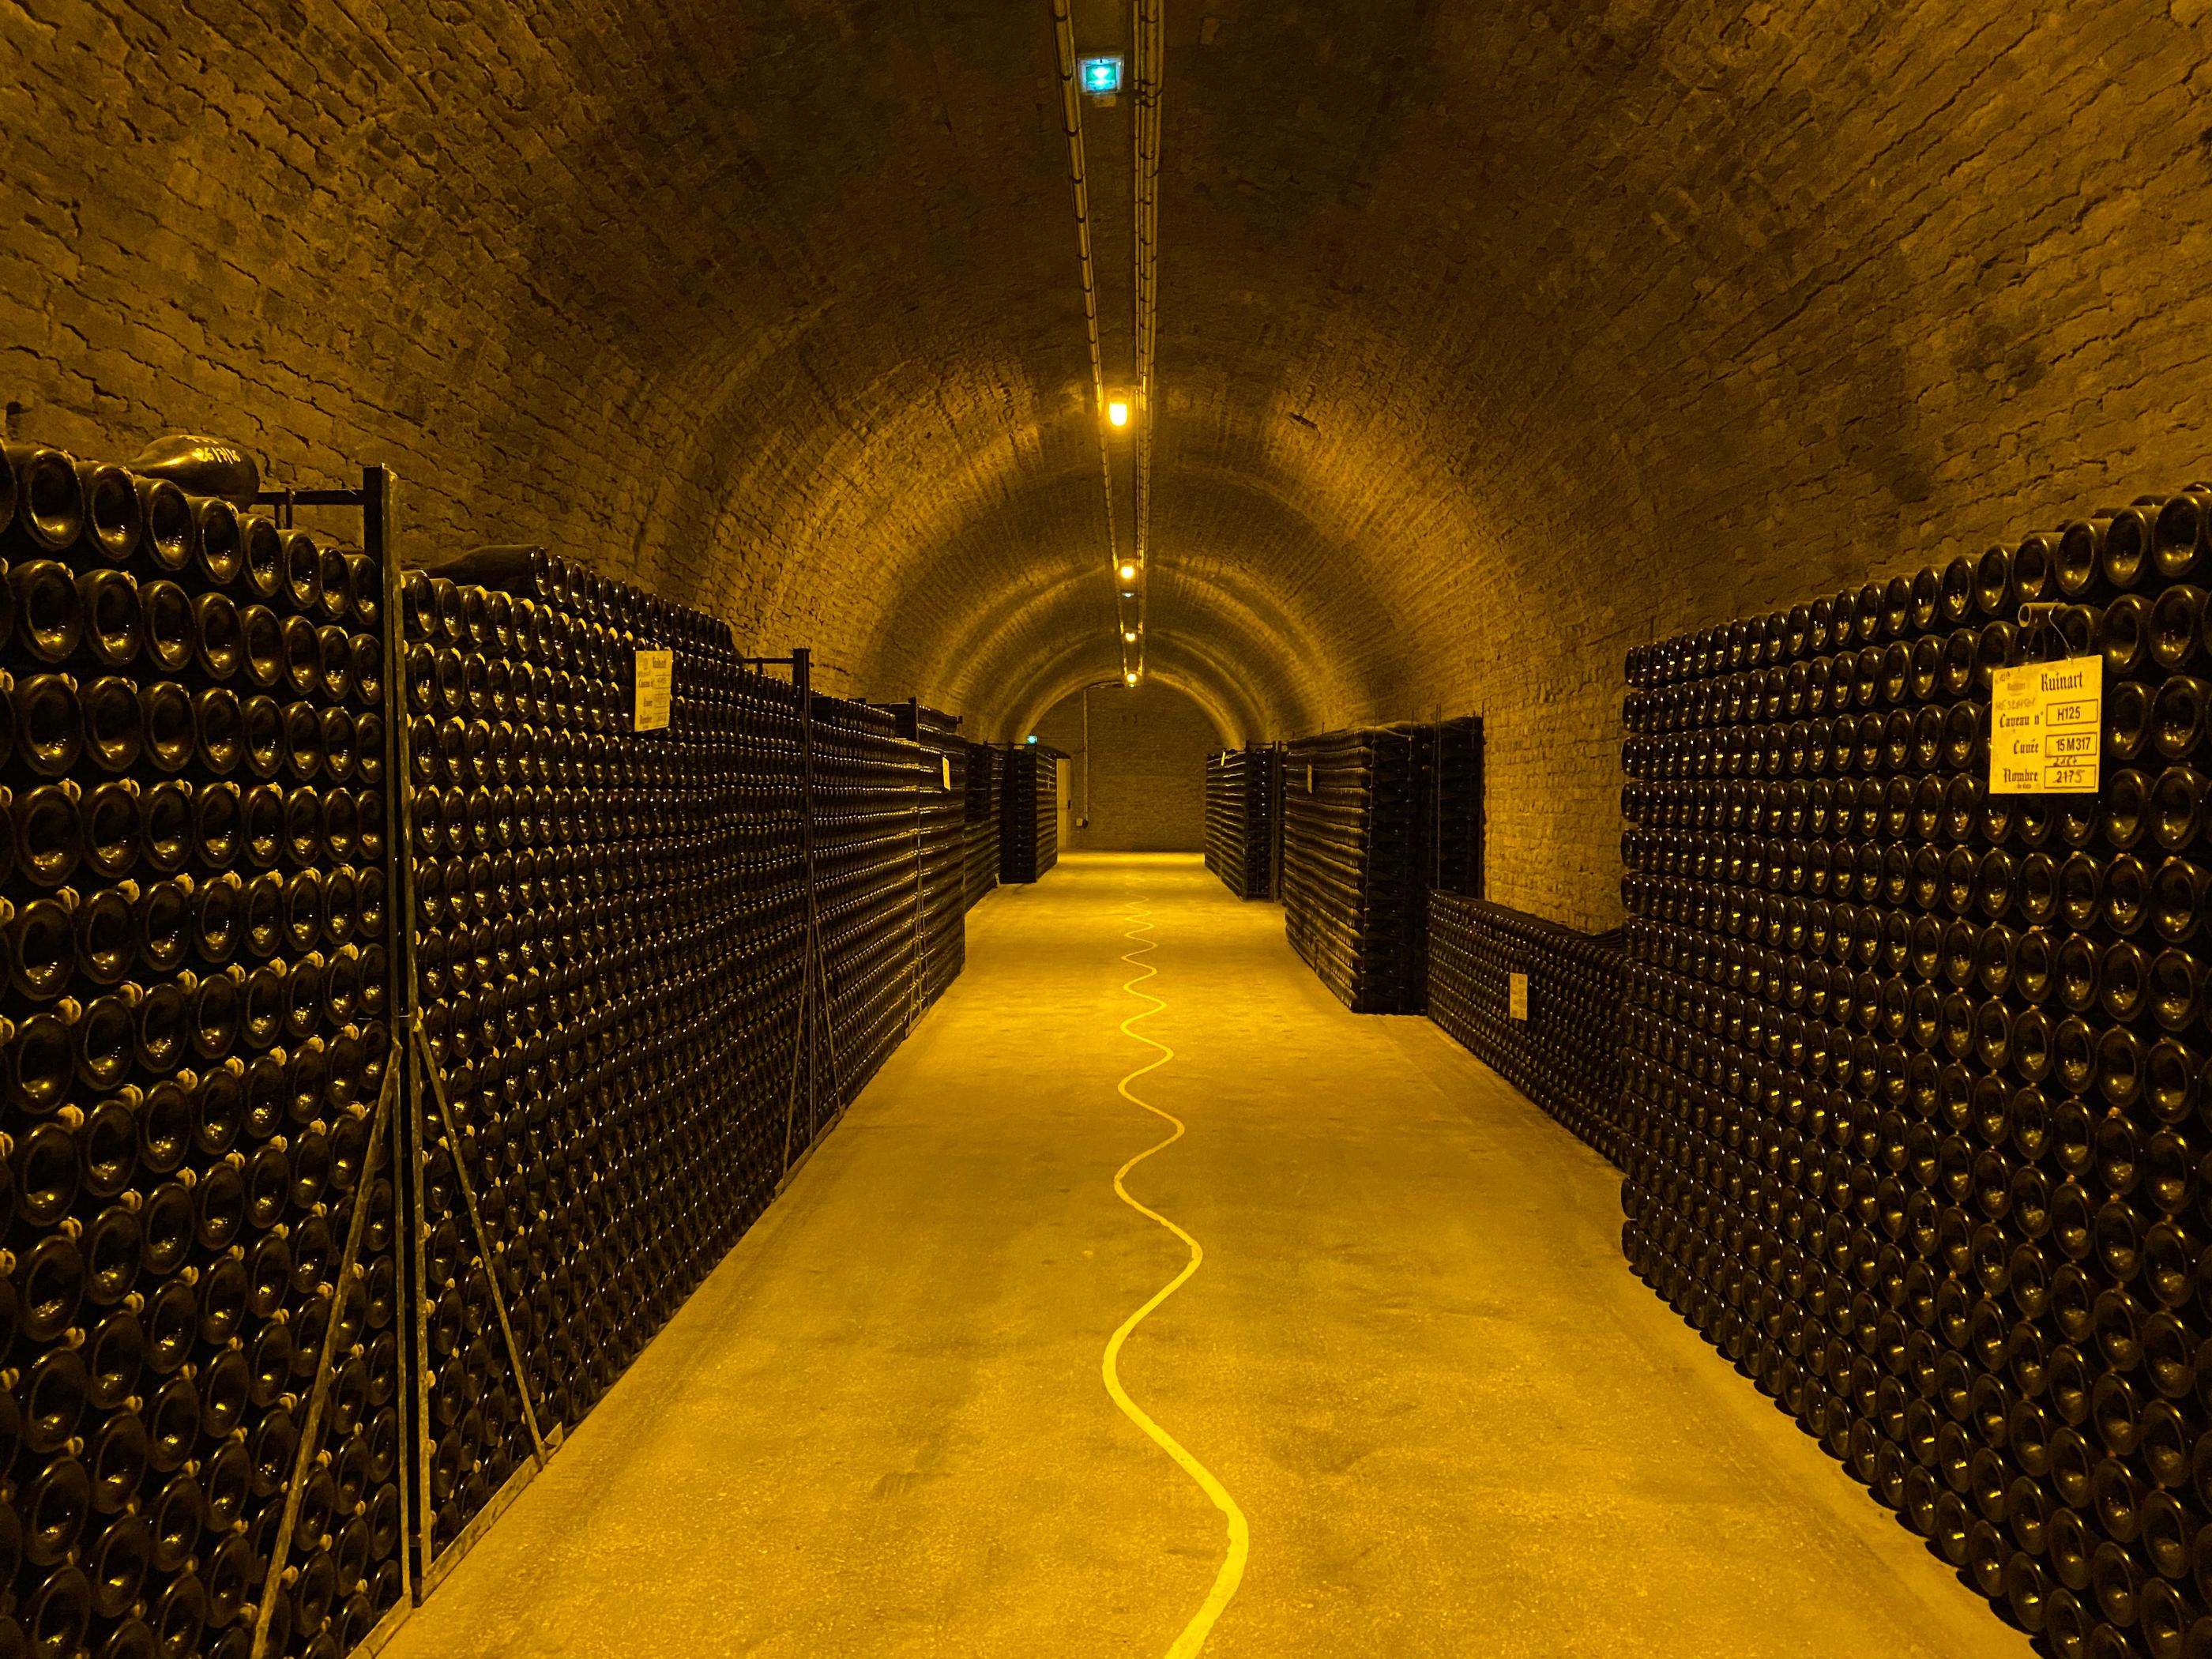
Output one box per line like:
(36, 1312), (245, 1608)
(1081, 56), (1122, 95)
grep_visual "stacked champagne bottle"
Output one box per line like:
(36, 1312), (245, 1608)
(961, 743), (1000, 913)
(1619, 495), (2212, 1652)
(1426, 897), (1626, 1162)
(997, 746), (1058, 884)
(811, 694), (927, 1100)
(1431, 717), (1484, 900)
(1202, 747), (1275, 900)
(1202, 751), (1232, 888)
(0, 445), (406, 1658)
(1280, 727), (1434, 1014)
(399, 550), (807, 1558)
(880, 703), (966, 1009)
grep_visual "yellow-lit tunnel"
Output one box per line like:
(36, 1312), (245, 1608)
(1, 0), (2198, 1653)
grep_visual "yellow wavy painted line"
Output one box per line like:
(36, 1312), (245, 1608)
(1102, 897), (1250, 1658)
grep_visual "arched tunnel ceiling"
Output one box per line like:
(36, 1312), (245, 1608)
(510, 0), (2212, 749)
(6, 0), (2208, 919)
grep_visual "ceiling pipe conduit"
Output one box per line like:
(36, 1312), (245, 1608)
(1131, 0), (1164, 683)
(1048, 0), (1130, 683)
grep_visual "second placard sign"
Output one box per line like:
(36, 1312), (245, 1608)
(1988, 653), (2101, 792)
(634, 647), (675, 732)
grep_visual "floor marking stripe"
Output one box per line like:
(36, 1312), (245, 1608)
(1102, 894), (1250, 1658)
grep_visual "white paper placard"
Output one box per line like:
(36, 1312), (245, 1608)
(633, 649), (674, 732)
(1508, 972), (1529, 1021)
(1990, 654), (2101, 793)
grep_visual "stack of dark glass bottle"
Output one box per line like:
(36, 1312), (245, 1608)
(1280, 728), (1433, 1014)
(0, 446), (405, 1658)
(400, 548), (947, 1562)
(878, 703), (967, 1010)
(400, 549), (819, 1563)
(1620, 494), (2212, 1652)
(961, 743), (1000, 913)
(1427, 899), (1626, 1163)
(811, 694), (929, 1097)
(1203, 747), (1274, 900)
(996, 746), (1058, 884)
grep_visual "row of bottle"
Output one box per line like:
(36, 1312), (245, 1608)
(1280, 728), (1434, 1014)
(401, 551), (732, 659)
(1431, 717), (1484, 901)
(2, 448), (988, 1649)
(1618, 479), (2212, 1651)
(404, 553), (811, 1560)
(963, 745), (1001, 912)
(4, 444), (377, 627)
(1627, 773), (2211, 848)
(1626, 845), (2210, 951)
(1627, 718), (2207, 792)
(1203, 747), (1275, 901)
(2, 442), (407, 1657)
(1627, 491), (2212, 689)
(884, 705), (969, 1010)
(1630, 620), (2210, 739)
(401, 553), (975, 1563)
(998, 745), (1059, 885)
(1425, 895), (1626, 1164)
(5, 610), (380, 717)
(811, 694), (931, 1098)
(1621, 991), (2210, 1645)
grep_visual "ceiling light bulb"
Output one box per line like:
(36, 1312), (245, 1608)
(1124, 671), (1138, 685)
(1117, 562), (1138, 581)
(1107, 400), (1130, 427)
(1122, 629), (1137, 642)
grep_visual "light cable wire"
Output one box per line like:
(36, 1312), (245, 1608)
(1130, 0), (1164, 679)
(1048, 0), (1134, 684)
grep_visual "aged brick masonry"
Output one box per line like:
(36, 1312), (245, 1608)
(3, 2), (2205, 1655)
(1035, 679), (1217, 852)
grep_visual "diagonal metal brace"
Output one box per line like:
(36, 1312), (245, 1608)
(249, 1055), (398, 1659)
(412, 1018), (551, 1470)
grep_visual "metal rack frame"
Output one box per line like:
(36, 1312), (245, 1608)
(240, 468), (419, 1657)
(321, 468), (566, 1608)
(735, 649), (848, 1189)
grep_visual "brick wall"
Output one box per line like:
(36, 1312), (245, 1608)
(1032, 682), (1218, 852)
(6, 1), (2207, 936)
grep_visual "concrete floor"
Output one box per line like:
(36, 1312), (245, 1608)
(382, 852), (2030, 1659)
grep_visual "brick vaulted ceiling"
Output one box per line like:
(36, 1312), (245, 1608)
(5, 0), (2209, 925)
